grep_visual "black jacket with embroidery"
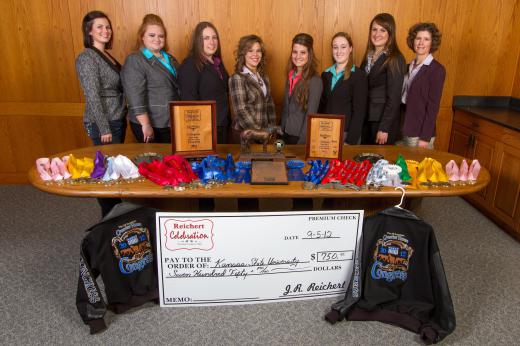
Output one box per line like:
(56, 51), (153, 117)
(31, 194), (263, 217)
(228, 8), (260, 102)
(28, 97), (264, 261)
(326, 207), (456, 344)
(76, 206), (159, 334)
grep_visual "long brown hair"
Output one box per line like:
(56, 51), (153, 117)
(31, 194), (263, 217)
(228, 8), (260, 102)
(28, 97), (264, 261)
(188, 21), (224, 71)
(362, 13), (404, 76)
(331, 32), (354, 80)
(286, 33), (318, 113)
(234, 35), (267, 78)
(135, 14), (169, 52)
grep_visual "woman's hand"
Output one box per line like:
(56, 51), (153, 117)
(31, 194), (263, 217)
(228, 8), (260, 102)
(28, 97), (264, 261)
(142, 124), (154, 143)
(100, 133), (112, 144)
(418, 139), (430, 148)
(375, 131), (388, 144)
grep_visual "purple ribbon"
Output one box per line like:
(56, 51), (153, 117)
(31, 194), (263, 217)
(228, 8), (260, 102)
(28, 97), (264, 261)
(90, 150), (106, 179)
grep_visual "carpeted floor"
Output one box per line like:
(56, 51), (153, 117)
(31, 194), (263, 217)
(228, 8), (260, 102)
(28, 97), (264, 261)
(0, 185), (519, 345)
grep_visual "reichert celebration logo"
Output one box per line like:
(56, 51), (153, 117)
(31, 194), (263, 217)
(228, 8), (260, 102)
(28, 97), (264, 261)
(163, 218), (214, 251)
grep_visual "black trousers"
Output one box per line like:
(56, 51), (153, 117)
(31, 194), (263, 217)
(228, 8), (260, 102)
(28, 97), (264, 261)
(130, 121), (171, 143)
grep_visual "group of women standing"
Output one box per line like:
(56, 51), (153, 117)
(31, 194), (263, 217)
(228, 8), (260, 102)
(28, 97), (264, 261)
(77, 11), (445, 152)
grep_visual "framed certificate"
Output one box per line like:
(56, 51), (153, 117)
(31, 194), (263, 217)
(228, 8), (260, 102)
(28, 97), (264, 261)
(170, 101), (217, 157)
(305, 114), (345, 160)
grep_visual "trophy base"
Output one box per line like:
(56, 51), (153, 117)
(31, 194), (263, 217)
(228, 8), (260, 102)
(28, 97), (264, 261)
(238, 152), (286, 162)
(250, 160), (288, 185)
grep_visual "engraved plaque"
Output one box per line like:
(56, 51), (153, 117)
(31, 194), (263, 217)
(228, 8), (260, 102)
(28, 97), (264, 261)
(170, 101), (217, 157)
(306, 114), (344, 160)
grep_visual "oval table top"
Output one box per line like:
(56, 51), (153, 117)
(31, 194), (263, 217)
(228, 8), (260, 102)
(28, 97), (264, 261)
(28, 144), (489, 199)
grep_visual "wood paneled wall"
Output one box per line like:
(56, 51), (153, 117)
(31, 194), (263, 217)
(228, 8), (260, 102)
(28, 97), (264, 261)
(2, 0), (520, 183)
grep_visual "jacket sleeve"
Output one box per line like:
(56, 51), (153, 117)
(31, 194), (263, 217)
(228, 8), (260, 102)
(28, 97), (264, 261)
(297, 76), (323, 144)
(265, 76), (277, 127)
(325, 232), (364, 323)
(121, 54), (149, 117)
(347, 70), (368, 145)
(280, 83), (290, 131)
(76, 53), (111, 135)
(420, 64), (446, 141)
(178, 58), (200, 101)
(420, 230), (456, 344)
(76, 239), (108, 334)
(318, 72), (328, 114)
(378, 55), (405, 133)
(229, 74), (261, 130)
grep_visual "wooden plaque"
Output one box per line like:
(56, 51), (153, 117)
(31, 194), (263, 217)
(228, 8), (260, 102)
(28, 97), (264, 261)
(170, 101), (217, 157)
(305, 114), (344, 160)
(250, 160), (288, 185)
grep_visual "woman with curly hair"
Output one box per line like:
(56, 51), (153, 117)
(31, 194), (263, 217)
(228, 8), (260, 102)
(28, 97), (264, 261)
(400, 22), (446, 149)
(228, 34), (276, 144)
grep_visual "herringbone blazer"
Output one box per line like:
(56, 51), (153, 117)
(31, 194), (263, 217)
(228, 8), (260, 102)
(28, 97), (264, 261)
(228, 72), (276, 131)
(76, 48), (126, 135)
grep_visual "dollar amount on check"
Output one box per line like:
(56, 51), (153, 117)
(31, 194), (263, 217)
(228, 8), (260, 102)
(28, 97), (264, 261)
(156, 210), (363, 307)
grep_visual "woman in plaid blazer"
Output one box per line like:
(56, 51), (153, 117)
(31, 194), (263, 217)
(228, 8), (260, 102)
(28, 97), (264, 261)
(228, 35), (276, 144)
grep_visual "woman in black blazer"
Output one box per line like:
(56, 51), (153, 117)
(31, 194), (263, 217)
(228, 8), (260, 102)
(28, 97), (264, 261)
(319, 32), (367, 145)
(361, 13), (406, 145)
(178, 22), (230, 144)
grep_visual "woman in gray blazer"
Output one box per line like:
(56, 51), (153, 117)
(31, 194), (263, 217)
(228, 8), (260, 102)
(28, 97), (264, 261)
(76, 11), (126, 217)
(122, 14), (180, 143)
(76, 11), (126, 146)
(280, 33), (323, 145)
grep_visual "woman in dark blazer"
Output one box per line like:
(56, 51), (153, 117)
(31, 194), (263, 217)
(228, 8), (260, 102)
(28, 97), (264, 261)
(320, 32), (367, 145)
(122, 14), (180, 143)
(401, 23), (446, 149)
(228, 35), (276, 144)
(361, 13), (406, 145)
(281, 33), (322, 145)
(179, 22), (230, 143)
(76, 11), (126, 217)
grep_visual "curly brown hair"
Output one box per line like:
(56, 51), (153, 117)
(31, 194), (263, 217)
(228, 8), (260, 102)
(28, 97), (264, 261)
(234, 35), (267, 77)
(406, 22), (442, 53)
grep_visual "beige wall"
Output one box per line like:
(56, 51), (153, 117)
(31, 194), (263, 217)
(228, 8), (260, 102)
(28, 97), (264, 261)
(2, 0), (520, 182)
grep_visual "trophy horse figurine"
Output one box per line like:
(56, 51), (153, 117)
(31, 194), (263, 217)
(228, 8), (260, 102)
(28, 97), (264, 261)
(240, 126), (283, 153)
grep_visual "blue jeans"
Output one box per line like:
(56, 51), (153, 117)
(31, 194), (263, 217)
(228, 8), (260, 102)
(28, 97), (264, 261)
(84, 119), (127, 145)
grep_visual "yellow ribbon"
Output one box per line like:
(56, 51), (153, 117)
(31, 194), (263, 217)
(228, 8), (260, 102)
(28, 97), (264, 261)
(405, 160), (419, 189)
(66, 154), (94, 179)
(417, 157), (449, 185)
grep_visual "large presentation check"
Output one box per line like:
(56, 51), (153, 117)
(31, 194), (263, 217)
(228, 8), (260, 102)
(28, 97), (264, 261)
(156, 210), (363, 307)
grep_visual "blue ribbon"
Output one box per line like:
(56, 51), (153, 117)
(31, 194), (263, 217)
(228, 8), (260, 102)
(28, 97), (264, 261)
(286, 160), (305, 181)
(304, 160), (330, 184)
(234, 161), (251, 183)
